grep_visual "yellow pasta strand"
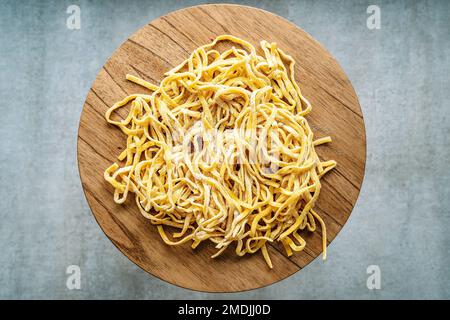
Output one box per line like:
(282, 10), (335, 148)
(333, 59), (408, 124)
(104, 35), (336, 268)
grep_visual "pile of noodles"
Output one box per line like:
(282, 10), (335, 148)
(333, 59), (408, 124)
(104, 35), (336, 268)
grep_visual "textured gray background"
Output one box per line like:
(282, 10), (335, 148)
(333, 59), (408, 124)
(0, 0), (449, 299)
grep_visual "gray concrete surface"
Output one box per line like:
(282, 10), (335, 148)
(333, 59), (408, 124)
(0, 0), (449, 299)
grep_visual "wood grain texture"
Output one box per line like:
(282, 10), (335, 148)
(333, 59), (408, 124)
(77, 4), (366, 292)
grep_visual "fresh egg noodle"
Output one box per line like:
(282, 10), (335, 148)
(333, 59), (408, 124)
(104, 35), (336, 268)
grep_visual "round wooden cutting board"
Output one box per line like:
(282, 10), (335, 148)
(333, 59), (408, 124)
(77, 4), (366, 292)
